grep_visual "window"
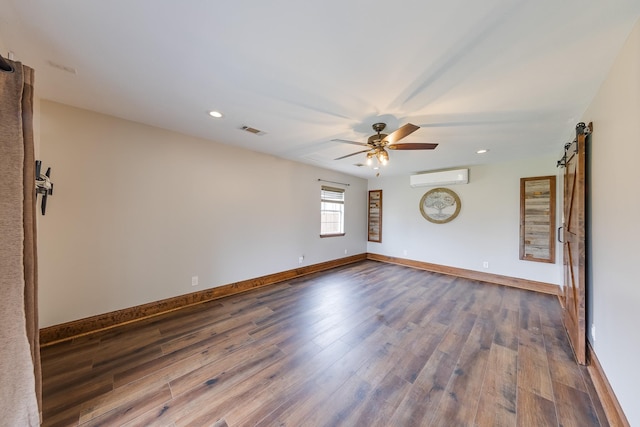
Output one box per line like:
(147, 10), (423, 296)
(320, 186), (345, 237)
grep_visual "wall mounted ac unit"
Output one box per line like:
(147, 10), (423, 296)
(409, 168), (469, 187)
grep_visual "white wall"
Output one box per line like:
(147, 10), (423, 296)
(367, 157), (563, 285)
(38, 101), (367, 327)
(582, 18), (640, 427)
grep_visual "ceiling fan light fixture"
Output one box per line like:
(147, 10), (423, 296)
(377, 148), (389, 165)
(366, 152), (374, 166)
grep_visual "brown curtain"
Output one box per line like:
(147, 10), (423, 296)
(0, 59), (41, 425)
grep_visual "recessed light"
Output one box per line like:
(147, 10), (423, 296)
(208, 110), (223, 118)
(476, 149), (489, 154)
(373, 167), (380, 170)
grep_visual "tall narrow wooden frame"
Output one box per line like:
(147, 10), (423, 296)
(368, 190), (382, 242)
(520, 175), (556, 263)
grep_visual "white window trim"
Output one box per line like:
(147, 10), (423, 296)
(320, 185), (345, 237)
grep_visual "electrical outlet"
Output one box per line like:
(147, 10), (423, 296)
(591, 324), (596, 342)
(298, 256), (304, 265)
(403, 249), (408, 256)
(482, 261), (489, 269)
(344, 249), (348, 255)
(191, 276), (198, 287)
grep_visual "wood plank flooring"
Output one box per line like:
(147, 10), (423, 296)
(41, 261), (608, 426)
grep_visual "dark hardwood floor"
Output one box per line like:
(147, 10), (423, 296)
(41, 261), (608, 426)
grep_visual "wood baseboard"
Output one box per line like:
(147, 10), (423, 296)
(366, 253), (560, 295)
(587, 342), (630, 427)
(40, 253), (366, 346)
(41, 253), (560, 346)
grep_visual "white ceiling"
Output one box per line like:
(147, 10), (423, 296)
(2, 1), (639, 178)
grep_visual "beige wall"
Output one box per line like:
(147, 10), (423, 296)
(582, 17), (640, 426)
(35, 18), (640, 420)
(367, 156), (563, 285)
(38, 101), (367, 327)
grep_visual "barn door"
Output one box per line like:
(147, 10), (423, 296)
(558, 122), (590, 365)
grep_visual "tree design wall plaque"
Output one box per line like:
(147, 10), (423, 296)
(419, 187), (461, 224)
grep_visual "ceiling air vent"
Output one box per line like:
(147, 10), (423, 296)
(240, 125), (266, 136)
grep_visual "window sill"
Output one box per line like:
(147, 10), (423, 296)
(320, 233), (345, 238)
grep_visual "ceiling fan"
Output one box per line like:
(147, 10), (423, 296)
(333, 123), (438, 165)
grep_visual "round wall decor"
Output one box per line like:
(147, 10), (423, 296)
(419, 187), (461, 224)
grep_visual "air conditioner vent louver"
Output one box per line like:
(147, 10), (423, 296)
(410, 168), (469, 187)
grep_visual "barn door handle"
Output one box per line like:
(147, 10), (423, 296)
(557, 226), (564, 243)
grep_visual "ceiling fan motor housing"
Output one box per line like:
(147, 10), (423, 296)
(368, 133), (388, 145)
(368, 123), (389, 145)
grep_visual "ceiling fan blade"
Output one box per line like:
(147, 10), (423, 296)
(384, 123), (420, 144)
(331, 138), (369, 147)
(387, 143), (438, 150)
(334, 149), (371, 160)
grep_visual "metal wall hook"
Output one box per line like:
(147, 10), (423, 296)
(0, 53), (14, 72)
(35, 160), (54, 215)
